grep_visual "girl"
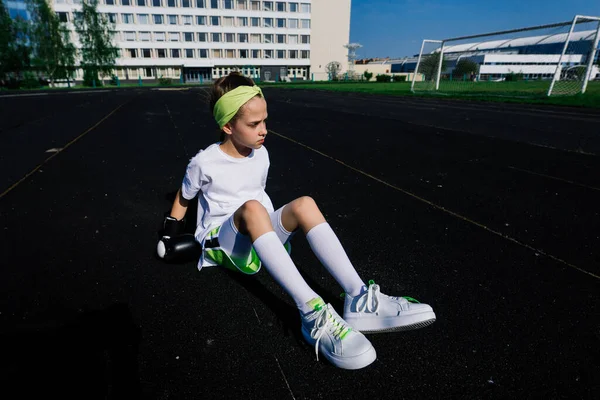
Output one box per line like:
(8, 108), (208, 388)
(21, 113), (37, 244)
(165, 72), (435, 370)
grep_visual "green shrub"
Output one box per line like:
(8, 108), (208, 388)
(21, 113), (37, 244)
(21, 72), (42, 89)
(109, 75), (119, 86)
(158, 76), (173, 85)
(376, 74), (391, 82)
(83, 69), (102, 87)
(363, 70), (373, 81)
(393, 75), (407, 82)
(505, 72), (524, 82)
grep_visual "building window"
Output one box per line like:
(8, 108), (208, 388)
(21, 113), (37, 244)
(238, 33), (248, 43)
(196, 0), (205, 7)
(263, 18), (273, 27)
(137, 0), (146, 5)
(301, 34), (309, 44)
(251, 49), (261, 58)
(251, 1), (260, 10)
(212, 49), (222, 58)
(157, 48), (167, 57)
(182, 0), (191, 6)
(153, 14), (164, 24)
(155, 32), (166, 41)
(301, 50), (309, 59)
(182, 15), (192, 25)
(198, 49), (208, 58)
(237, 0), (247, 9)
(277, 49), (285, 59)
(211, 0), (219, 8)
(300, 3), (310, 13)
(105, 0), (114, 4)
(185, 49), (195, 58)
(121, 0), (131, 5)
(264, 49), (273, 58)
(276, 34), (285, 44)
(139, 31), (151, 41)
(240, 49), (248, 58)
(106, 13), (117, 23)
(211, 16), (220, 26)
(288, 34), (298, 44)
(142, 48), (152, 58)
(250, 17), (260, 27)
(197, 16), (206, 25)
(152, 0), (161, 6)
(168, 15), (178, 25)
(167, 0), (177, 5)
(276, 18), (285, 28)
(57, 12), (69, 22)
(137, 14), (149, 24)
(224, 0), (233, 8)
(127, 48), (137, 58)
(301, 19), (310, 28)
(238, 17), (248, 27)
(211, 33), (221, 42)
(263, 1), (272, 11)
(250, 33), (261, 43)
(289, 19), (298, 29)
(198, 32), (207, 41)
(169, 32), (179, 41)
(289, 50), (297, 59)
(223, 16), (234, 26)
(263, 33), (273, 43)
(122, 14), (134, 23)
(171, 49), (180, 58)
(276, 1), (285, 11)
(225, 33), (235, 42)
(145, 67), (154, 77)
(184, 32), (194, 41)
(289, 2), (298, 12)
(123, 31), (136, 41)
(225, 49), (235, 58)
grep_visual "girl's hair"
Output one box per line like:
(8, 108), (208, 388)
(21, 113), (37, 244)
(209, 72), (256, 141)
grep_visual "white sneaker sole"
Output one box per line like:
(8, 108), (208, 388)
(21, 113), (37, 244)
(345, 311), (437, 334)
(301, 329), (377, 370)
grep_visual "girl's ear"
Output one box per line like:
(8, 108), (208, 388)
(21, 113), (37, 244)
(222, 123), (233, 136)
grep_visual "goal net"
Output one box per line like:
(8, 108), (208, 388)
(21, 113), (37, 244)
(411, 15), (600, 97)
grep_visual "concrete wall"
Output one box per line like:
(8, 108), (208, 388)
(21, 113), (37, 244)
(310, 0), (351, 81)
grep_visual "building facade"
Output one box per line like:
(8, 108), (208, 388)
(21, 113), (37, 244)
(49, 0), (351, 82)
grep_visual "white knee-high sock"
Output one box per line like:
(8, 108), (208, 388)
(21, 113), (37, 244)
(306, 222), (366, 297)
(253, 231), (320, 314)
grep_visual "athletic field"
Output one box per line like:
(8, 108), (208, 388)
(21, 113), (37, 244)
(1, 87), (599, 399)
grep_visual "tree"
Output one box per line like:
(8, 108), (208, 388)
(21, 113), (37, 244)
(452, 58), (479, 80)
(73, 0), (119, 86)
(0, 3), (31, 84)
(418, 52), (447, 81)
(27, 0), (76, 86)
(326, 61), (342, 81)
(363, 70), (373, 81)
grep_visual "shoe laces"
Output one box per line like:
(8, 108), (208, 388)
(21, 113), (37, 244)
(356, 280), (421, 313)
(310, 304), (352, 361)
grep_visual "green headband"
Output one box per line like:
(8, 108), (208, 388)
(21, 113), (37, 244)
(213, 85), (264, 129)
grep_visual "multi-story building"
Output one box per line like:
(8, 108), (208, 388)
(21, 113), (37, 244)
(50, 0), (351, 82)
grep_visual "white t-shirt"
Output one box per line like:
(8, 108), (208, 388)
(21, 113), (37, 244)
(181, 142), (274, 246)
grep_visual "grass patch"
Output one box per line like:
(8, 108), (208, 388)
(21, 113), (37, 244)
(261, 81), (600, 109)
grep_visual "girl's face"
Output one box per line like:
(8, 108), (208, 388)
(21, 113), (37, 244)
(223, 96), (268, 156)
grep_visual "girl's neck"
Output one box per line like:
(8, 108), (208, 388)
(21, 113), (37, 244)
(219, 139), (252, 158)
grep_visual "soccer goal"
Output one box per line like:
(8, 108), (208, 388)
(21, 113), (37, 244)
(410, 15), (600, 97)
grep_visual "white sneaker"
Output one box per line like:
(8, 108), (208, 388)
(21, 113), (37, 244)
(301, 299), (376, 370)
(343, 281), (436, 333)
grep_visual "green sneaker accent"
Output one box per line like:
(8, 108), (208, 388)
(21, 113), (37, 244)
(339, 293), (346, 298)
(327, 313), (352, 339)
(368, 279), (376, 285)
(402, 296), (420, 303)
(306, 297), (326, 311)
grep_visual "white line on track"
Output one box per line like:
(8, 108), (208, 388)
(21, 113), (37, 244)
(269, 128), (600, 280)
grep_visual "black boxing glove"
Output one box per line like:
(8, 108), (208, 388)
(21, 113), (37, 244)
(162, 215), (186, 238)
(156, 233), (202, 263)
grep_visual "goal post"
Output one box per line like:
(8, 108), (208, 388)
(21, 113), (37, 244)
(411, 15), (600, 97)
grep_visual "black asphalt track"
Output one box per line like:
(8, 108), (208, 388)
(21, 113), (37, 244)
(1, 87), (599, 399)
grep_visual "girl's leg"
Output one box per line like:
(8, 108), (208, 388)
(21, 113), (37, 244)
(233, 200), (319, 314)
(280, 196), (366, 297)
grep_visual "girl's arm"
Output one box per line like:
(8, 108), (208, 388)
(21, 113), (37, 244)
(170, 189), (189, 220)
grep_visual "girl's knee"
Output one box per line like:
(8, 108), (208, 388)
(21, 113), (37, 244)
(239, 200), (269, 218)
(289, 196), (319, 216)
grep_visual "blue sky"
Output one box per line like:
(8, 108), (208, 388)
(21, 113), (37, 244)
(350, 0), (600, 59)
